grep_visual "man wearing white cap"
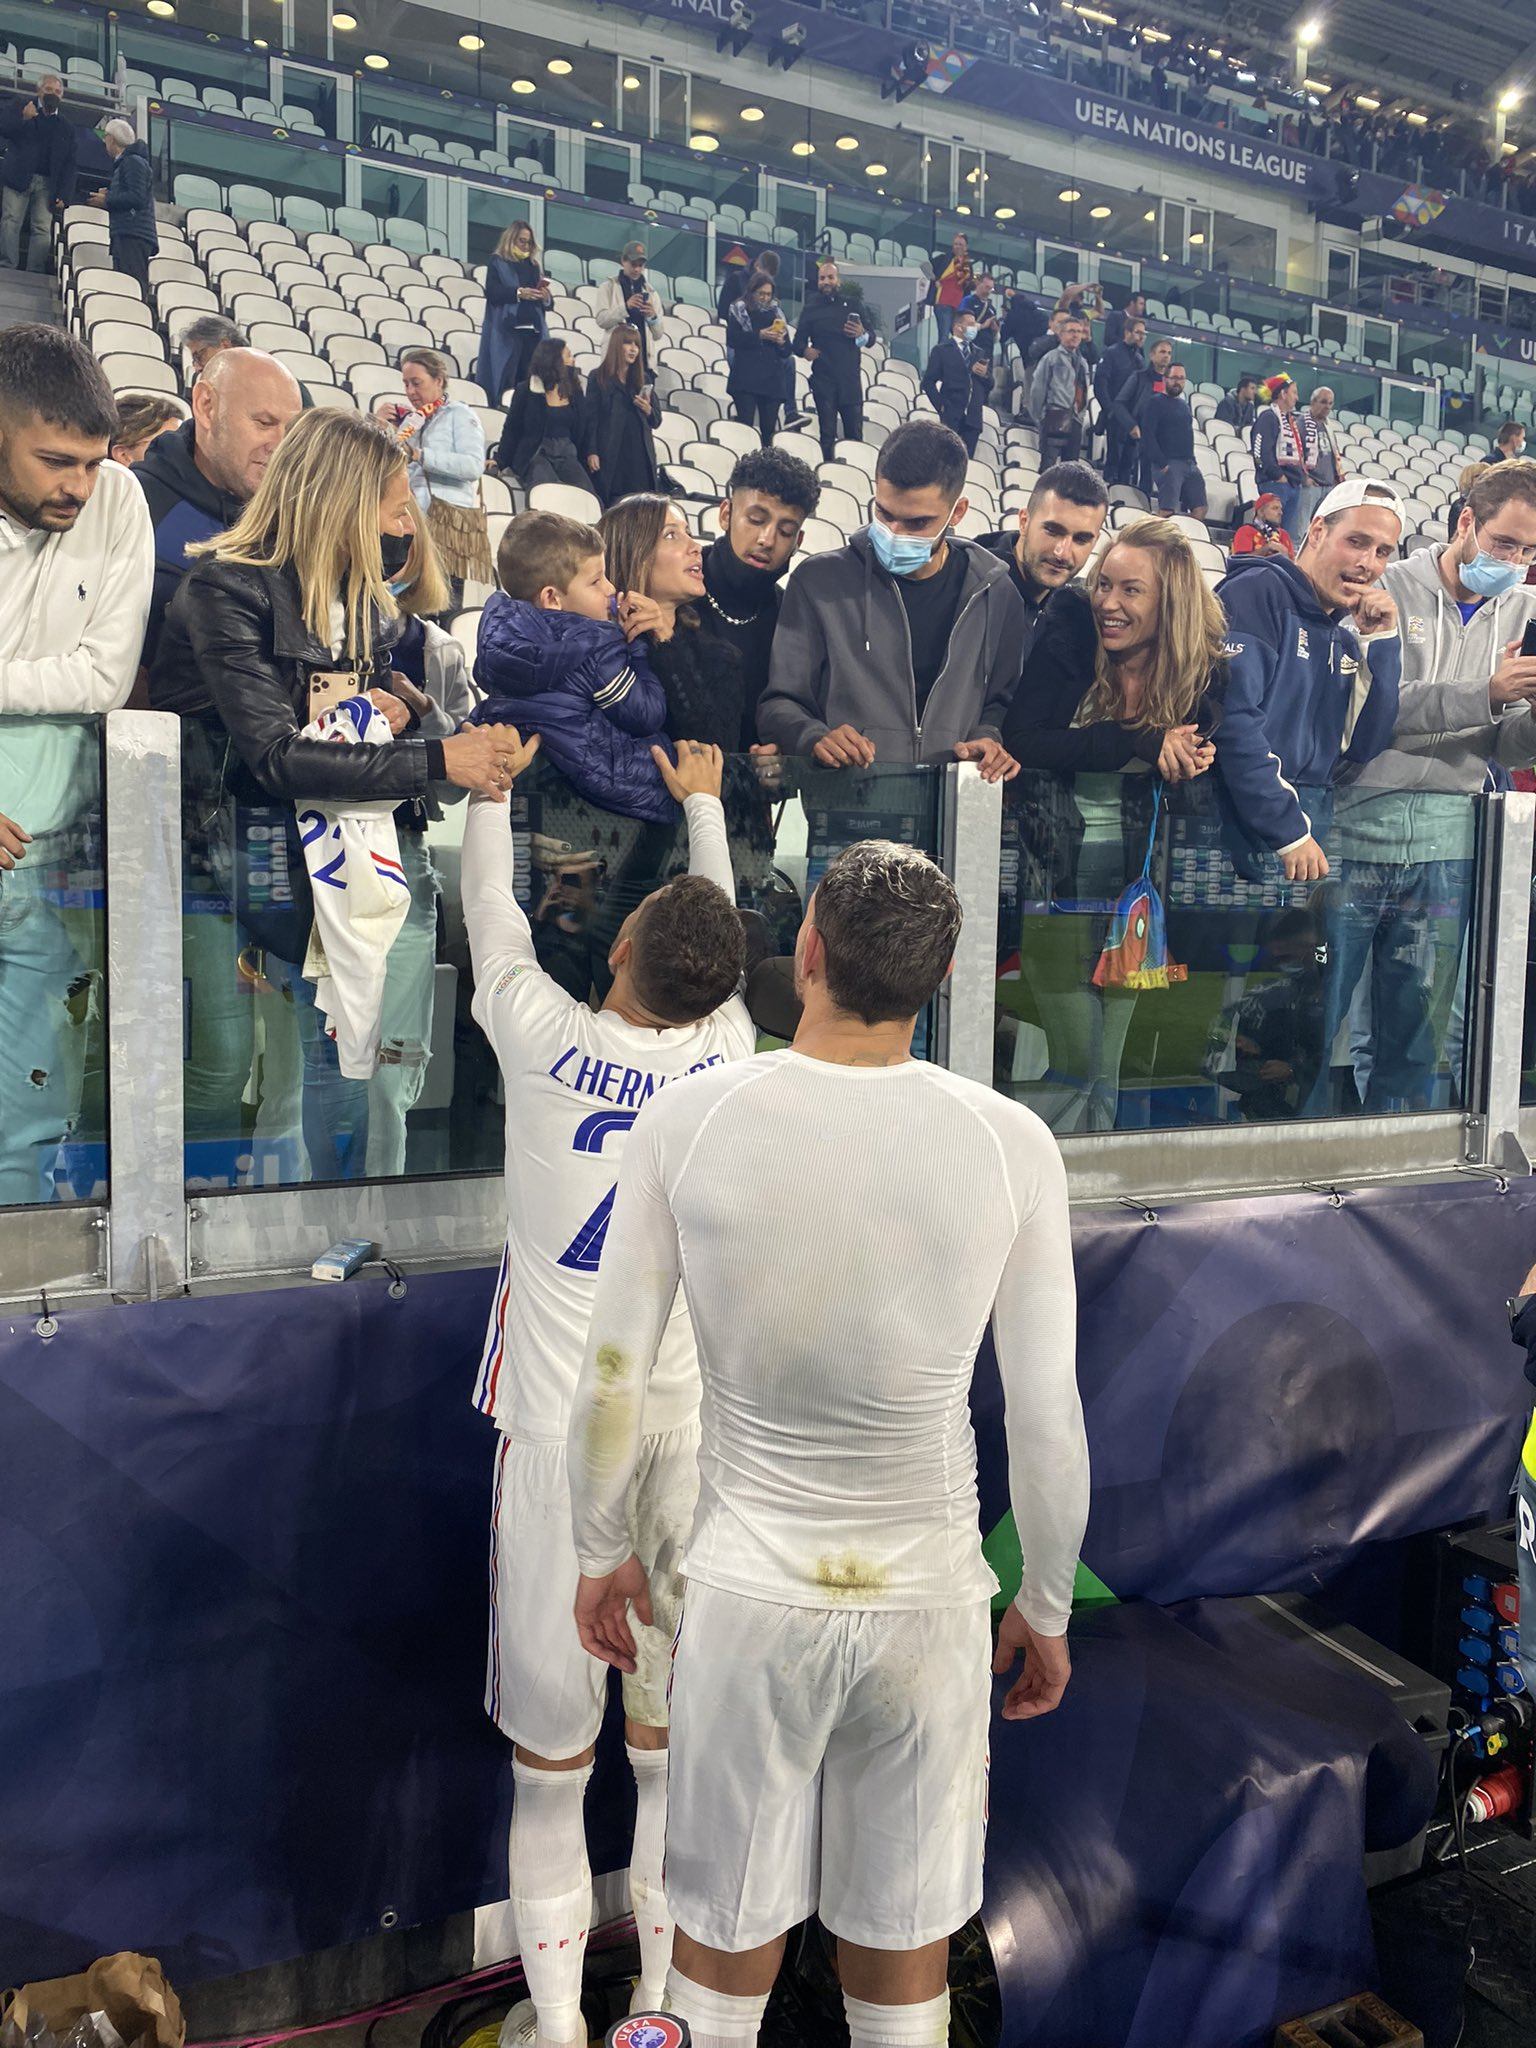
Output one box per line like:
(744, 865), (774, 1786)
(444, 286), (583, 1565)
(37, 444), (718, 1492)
(1213, 477), (1404, 886)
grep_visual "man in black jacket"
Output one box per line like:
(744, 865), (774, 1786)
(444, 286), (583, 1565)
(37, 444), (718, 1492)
(0, 73), (77, 273)
(793, 259), (868, 462)
(921, 304), (988, 457)
(696, 445), (820, 746)
(1144, 361), (1197, 514)
(1111, 336), (1172, 499)
(1103, 289), (1147, 350)
(1094, 317), (1145, 485)
(133, 348), (303, 664)
(1215, 373), (1259, 435)
(977, 459), (1106, 666)
(998, 288), (1048, 403)
(91, 119), (157, 294)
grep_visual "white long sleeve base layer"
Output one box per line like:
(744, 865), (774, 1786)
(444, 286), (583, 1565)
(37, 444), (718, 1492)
(461, 789), (755, 1443)
(567, 1051), (1089, 1633)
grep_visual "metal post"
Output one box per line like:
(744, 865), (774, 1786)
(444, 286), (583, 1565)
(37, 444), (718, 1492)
(938, 761), (1002, 1085)
(1466, 790), (1534, 1175)
(103, 710), (188, 1298)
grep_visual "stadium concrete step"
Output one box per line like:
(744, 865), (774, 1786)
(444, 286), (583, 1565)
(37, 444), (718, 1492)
(0, 270), (62, 329)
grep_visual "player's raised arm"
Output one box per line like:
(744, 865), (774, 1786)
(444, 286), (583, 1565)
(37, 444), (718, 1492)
(989, 1131), (1089, 1721)
(567, 1104), (684, 1670)
(459, 732), (543, 1001)
(651, 739), (737, 901)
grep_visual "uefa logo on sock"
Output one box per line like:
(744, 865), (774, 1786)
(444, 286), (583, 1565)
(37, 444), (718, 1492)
(606, 2019), (689, 2048)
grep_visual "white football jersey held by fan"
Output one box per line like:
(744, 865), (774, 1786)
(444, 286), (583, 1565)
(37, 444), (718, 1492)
(462, 790), (756, 1445)
(297, 695), (412, 1077)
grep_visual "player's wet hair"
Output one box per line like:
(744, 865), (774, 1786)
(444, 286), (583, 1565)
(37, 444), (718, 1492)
(812, 840), (961, 1024)
(629, 873), (746, 1024)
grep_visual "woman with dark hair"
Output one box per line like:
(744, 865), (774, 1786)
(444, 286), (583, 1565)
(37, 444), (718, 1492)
(598, 494), (745, 751)
(495, 338), (598, 491)
(586, 325), (663, 505)
(726, 268), (792, 445)
(476, 220), (550, 405)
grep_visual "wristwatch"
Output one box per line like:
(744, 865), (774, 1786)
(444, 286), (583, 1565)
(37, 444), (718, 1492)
(1507, 1293), (1534, 1328)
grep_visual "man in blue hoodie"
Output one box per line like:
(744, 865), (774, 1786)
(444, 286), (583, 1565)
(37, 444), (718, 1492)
(1213, 478), (1404, 886)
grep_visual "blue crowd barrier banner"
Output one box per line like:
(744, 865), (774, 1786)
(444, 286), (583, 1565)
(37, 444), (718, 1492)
(3, 1175), (1531, 1989)
(974, 1177), (1536, 1606)
(983, 1599), (1437, 2047)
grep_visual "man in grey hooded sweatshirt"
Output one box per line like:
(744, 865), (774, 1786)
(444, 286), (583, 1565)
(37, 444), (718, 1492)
(756, 419), (1022, 783)
(1320, 461), (1536, 1111)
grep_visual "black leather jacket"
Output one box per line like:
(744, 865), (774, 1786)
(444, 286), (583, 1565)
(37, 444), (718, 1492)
(151, 557), (444, 804)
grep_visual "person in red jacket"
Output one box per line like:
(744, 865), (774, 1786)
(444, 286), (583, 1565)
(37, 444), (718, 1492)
(1230, 492), (1295, 560)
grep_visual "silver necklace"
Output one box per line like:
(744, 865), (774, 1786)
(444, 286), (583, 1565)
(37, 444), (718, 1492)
(704, 584), (767, 628)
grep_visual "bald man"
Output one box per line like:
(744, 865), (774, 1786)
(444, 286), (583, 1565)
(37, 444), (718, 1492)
(133, 347), (303, 663)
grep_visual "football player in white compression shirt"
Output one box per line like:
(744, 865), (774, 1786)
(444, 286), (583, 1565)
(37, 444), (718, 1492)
(462, 737), (757, 2047)
(568, 839), (1088, 2048)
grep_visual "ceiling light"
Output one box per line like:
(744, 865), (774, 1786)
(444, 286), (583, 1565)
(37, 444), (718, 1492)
(835, 134), (859, 150)
(458, 33), (485, 51)
(1207, 47), (1223, 60)
(330, 8), (355, 25)
(547, 58), (572, 75)
(1354, 94), (1379, 109)
(1090, 204), (1111, 218)
(146, 0), (175, 14)
(1143, 208), (1156, 221)
(1499, 89), (1523, 114)
(1058, 187), (1080, 202)
(865, 162), (887, 176)
(1302, 78), (1328, 93)
(1188, 230), (1205, 245)
(690, 133), (719, 152)
(740, 105), (764, 121)
(792, 139), (814, 155)
(1297, 17), (1320, 42)
(1406, 110), (1428, 125)
(592, 119), (604, 129)
(956, 204), (971, 216)
(1142, 26), (1170, 39)
(363, 52), (388, 68)
(995, 206), (1016, 220)
(623, 74), (641, 89)
(511, 78), (536, 93)
(253, 35), (267, 45)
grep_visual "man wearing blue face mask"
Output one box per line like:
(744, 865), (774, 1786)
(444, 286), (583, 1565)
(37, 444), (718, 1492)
(1317, 462), (1536, 1113)
(756, 420), (1023, 780)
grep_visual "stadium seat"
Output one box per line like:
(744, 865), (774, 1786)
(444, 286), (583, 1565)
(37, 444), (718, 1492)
(528, 482), (602, 521)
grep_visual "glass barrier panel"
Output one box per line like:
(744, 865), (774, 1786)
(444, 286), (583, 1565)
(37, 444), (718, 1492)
(0, 0), (107, 68)
(995, 773), (1479, 1132)
(178, 743), (943, 1191)
(0, 717), (108, 1207)
(119, 25), (267, 98)
(165, 116), (346, 213)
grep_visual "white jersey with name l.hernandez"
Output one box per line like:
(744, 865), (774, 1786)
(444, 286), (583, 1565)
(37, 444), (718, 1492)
(463, 789), (756, 1445)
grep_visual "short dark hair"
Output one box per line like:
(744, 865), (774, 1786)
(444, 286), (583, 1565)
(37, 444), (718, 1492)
(629, 874), (746, 1024)
(496, 509), (602, 600)
(113, 391), (183, 446)
(178, 313), (247, 354)
(812, 840), (961, 1025)
(1497, 418), (1526, 445)
(1029, 460), (1109, 513)
(726, 445), (820, 516)
(0, 324), (117, 439)
(875, 419), (968, 499)
(1236, 372), (1259, 391)
(1466, 460), (1536, 526)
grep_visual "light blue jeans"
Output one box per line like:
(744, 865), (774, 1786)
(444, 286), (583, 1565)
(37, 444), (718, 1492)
(0, 831), (93, 1203)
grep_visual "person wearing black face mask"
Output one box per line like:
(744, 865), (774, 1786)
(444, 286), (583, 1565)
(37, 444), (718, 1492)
(1, 73), (78, 274)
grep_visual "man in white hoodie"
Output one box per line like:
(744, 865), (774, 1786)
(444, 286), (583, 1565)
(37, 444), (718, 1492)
(0, 324), (153, 1198)
(1320, 462), (1536, 1112)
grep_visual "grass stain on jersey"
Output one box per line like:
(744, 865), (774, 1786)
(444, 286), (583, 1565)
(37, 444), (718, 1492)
(814, 1552), (889, 1600)
(595, 1342), (630, 1383)
(582, 1345), (639, 1481)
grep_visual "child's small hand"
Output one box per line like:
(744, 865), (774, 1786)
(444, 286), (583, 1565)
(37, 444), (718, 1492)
(652, 739), (724, 803)
(617, 591), (666, 642)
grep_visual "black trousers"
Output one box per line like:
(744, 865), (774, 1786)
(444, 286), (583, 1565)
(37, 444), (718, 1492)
(734, 393), (780, 444)
(111, 234), (152, 296)
(1039, 408), (1083, 469)
(942, 409), (980, 459)
(813, 382), (863, 462)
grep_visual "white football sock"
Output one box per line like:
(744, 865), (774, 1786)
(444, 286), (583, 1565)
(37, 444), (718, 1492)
(626, 1742), (674, 2007)
(843, 1991), (951, 2047)
(509, 1758), (592, 2048)
(662, 1969), (770, 2047)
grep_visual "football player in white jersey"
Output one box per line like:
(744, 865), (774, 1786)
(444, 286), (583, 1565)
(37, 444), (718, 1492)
(568, 840), (1088, 2048)
(463, 735), (758, 2046)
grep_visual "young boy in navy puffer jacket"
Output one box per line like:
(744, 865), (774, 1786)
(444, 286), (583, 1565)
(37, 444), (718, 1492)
(471, 510), (676, 824)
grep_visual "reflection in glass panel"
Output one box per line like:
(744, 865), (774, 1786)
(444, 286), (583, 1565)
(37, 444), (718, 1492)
(0, 0), (105, 65)
(119, 26), (267, 97)
(360, 163), (429, 226)
(165, 117), (346, 211)
(180, 750), (944, 1190)
(0, 719), (108, 1207)
(995, 774), (1476, 1132)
